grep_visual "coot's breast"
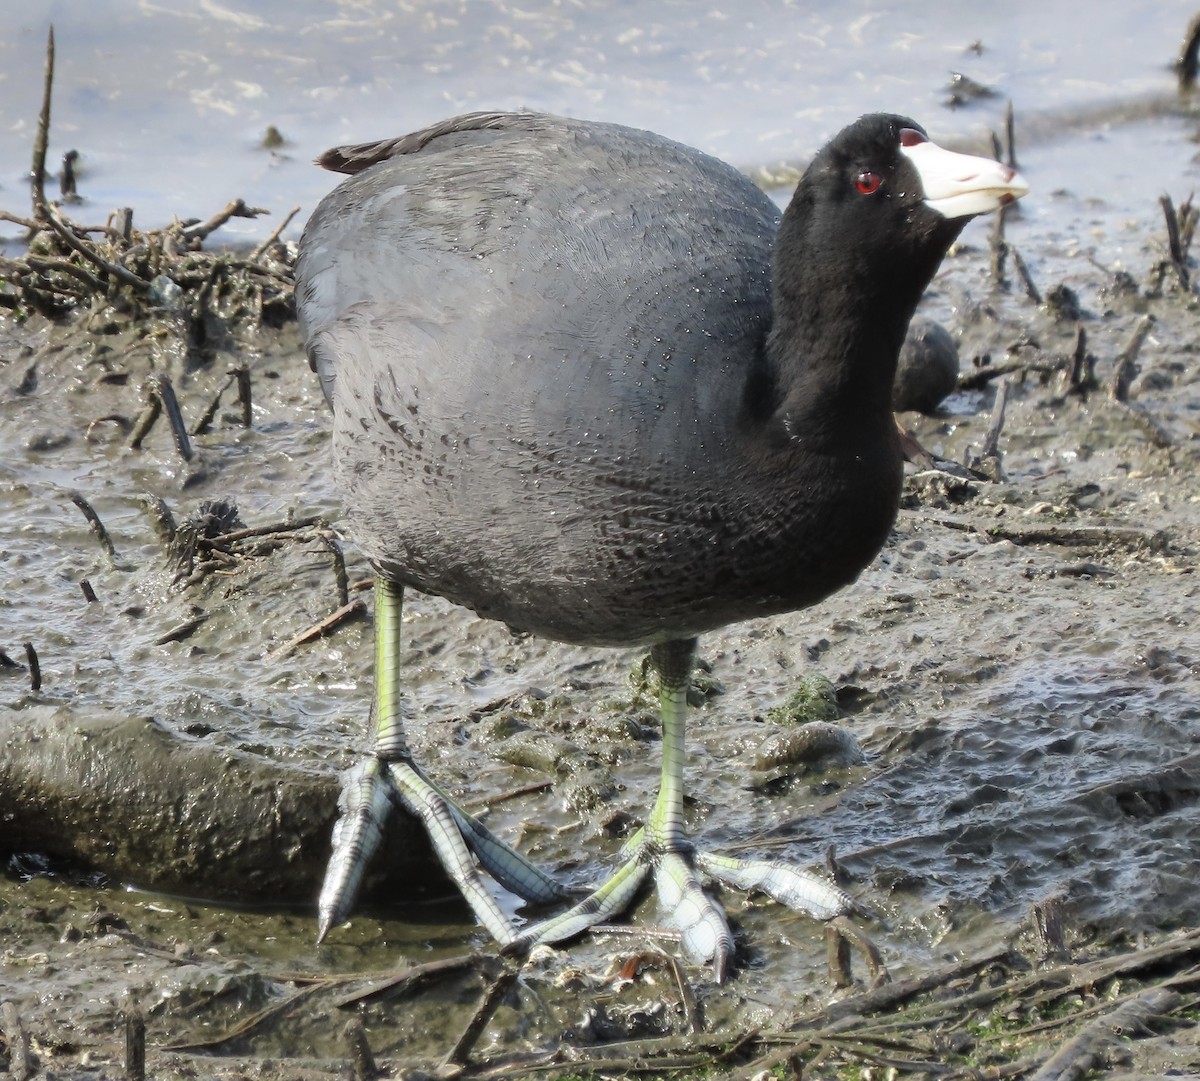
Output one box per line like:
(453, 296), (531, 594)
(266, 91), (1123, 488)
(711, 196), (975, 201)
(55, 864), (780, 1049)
(296, 114), (899, 646)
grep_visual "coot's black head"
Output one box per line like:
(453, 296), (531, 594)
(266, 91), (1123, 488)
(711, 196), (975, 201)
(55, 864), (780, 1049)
(773, 113), (1027, 329)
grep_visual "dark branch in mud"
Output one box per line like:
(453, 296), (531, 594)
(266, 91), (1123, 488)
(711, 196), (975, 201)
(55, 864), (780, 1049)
(0, 706), (442, 903)
(1, 1000), (34, 1081)
(68, 489), (126, 569)
(343, 1016), (379, 1081)
(124, 1008), (146, 1081)
(1012, 246), (1041, 303)
(22, 642), (41, 692)
(1159, 194), (1191, 290)
(1061, 323), (1097, 398)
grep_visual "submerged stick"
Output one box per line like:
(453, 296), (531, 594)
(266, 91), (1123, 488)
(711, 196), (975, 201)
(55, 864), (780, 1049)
(981, 377), (1010, 462)
(442, 965), (519, 1068)
(130, 375), (193, 460)
(140, 493), (177, 549)
(1012, 247), (1041, 303)
(191, 371), (235, 435)
(323, 534), (350, 608)
(989, 205), (1009, 287)
(265, 597), (367, 659)
(1065, 324), (1094, 396)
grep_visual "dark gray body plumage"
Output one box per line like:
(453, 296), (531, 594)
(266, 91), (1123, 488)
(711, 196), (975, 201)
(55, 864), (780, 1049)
(296, 112), (901, 647)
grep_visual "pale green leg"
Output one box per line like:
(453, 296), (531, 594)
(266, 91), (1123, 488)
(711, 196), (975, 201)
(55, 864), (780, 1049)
(513, 637), (853, 982)
(318, 578), (566, 945)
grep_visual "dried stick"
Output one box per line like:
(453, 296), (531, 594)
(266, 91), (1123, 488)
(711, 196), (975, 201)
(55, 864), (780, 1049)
(958, 355), (1064, 391)
(80, 578), (98, 603)
(980, 377), (1010, 462)
(251, 204), (301, 262)
(1012, 247), (1041, 303)
(1109, 314), (1154, 402)
(210, 515), (322, 544)
(45, 205), (151, 292)
(1029, 986), (1181, 1081)
(181, 198), (269, 243)
(26, 254), (103, 292)
(31, 27), (54, 218)
(0, 209), (43, 232)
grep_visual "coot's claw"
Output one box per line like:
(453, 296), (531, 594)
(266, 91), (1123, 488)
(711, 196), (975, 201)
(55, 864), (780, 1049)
(695, 851), (854, 921)
(513, 835), (850, 982)
(318, 757), (394, 942)
(318, 753), (569, 946)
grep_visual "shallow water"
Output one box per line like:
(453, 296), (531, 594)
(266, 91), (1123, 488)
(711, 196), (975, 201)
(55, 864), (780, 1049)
(1, 1), (1198, 242)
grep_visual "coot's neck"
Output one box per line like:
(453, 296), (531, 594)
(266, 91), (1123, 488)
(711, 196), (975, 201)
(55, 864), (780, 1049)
(755, 194), (961, 453)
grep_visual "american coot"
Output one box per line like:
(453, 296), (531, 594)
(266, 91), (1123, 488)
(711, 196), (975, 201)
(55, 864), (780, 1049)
(296, 111), (1027, 979)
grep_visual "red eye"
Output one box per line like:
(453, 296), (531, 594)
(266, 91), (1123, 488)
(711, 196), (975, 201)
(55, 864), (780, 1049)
(899, 127), (927, 146)
(855, 171), (881, 195)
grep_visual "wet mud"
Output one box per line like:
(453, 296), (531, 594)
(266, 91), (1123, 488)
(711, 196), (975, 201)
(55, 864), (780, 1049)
(3, 113), (1200, 1081)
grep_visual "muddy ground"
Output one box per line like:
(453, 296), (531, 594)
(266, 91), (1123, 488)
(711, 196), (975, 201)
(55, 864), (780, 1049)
(2, 139), (1200, 1080)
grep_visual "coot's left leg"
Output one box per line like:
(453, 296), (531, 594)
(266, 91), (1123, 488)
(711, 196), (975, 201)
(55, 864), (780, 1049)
(512, 637), (854, 981)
